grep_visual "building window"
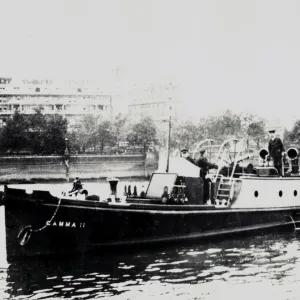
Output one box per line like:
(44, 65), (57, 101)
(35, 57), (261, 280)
(77, 88), (82, 92)
(35, 87), (40, 92)
(98, 105), (103, 110)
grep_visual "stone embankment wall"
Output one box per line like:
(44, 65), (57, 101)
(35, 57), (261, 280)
(0, 153), (158, 182)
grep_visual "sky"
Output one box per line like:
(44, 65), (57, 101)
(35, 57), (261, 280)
(1, 0), (300, 128)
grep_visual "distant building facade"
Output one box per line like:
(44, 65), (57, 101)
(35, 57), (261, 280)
(128, 100), (177, 120)
(127, 83), (179, 121)
(0, 77), (113, 127)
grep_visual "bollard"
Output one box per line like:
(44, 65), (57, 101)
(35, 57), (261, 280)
(133, 186), (137, 197)
(140, 185), (146, 198)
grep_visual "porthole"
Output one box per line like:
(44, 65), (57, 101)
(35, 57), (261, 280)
(294, 190), (298, 197)
(279, 191), (283, 197)
(254, 191), (258, 197)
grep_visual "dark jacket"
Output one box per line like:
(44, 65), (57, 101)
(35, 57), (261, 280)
(196, 157), (218, 178)
(268, 138), (284, 158)
(185, 156), (196, 165)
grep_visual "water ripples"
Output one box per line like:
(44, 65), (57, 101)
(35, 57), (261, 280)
(0, 233), (299, 299)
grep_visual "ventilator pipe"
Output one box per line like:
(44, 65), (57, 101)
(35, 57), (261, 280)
(107, 177), (119, 201)
(286, 147), (299, 174)
(287, 147), (299, 160)
(259, 148), (269, 161)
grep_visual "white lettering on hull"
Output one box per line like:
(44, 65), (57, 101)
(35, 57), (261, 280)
(46, 221), (86, 228)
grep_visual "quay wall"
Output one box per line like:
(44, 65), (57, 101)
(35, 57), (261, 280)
(0, 153), (158, 182)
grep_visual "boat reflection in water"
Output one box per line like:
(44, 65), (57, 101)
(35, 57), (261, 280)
(1, 138), (300, 261)
(4, 233), (300, 299)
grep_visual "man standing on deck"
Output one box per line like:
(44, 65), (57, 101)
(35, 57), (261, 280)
(196, 148), (218, 201)
(268, 130), (285, 176)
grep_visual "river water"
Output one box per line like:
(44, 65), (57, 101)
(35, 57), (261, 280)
(0, 181), (300, 299)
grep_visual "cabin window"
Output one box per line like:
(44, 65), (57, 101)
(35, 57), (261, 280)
(294, 190), (297, 197)
(279, 191), (283, 197)
(254, 191), (258, 197)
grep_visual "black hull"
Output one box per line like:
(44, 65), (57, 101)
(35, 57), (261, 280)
(3, 187), (300, 261)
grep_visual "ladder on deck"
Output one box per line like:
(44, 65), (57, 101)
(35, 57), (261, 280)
(215, 156), (239, 206)
(213, 138), (240, 206)
(215, 177), (234, 206)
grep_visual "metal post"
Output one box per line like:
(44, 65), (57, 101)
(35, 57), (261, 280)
(64, 137), (70, 182)
(166, 106), (172, 173)
(207, 181), (212, 205)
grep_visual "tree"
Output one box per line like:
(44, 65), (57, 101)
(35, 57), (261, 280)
(198, 110), (242, 142)
(285, 120), (300, 144)
(247, 120), (266, 149)
(127, 117), (157, 152)
(41, 115), (68, 154)
(283, 128), (293, 146)
(27, 108), (47, 154)
(171, 120), (202, 150)
(69, 114), (130, 154)
(97, 119), (115, 153)
(67, 130), (81, 154)
(240, 113), (266, 148)
(72, 115), (100, 153)
(214, 110), (242, 139)
(0, 112), (29, 154)
(111, 113), (129, 145)
(0, 110), (69, 155)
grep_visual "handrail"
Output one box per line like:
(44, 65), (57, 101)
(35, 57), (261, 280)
(221, 152), (256, 205)
(192, 139), (215, 159)
(216, 138), (240, 162)
(229, 153), (256, 181)
(213, 138), (240, 183)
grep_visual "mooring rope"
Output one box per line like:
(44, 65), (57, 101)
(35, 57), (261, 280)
(287, 214), (297, 230)
(32, 197), (62, 232)
(17, 197), (62, 246)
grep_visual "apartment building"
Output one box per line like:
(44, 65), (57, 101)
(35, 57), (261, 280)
(0, 77), (112, 127)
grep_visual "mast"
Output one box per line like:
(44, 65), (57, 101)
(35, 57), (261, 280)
(166, 104), (172, 173)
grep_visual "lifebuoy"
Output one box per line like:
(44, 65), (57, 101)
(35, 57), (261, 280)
(17, 226), (32, 246)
